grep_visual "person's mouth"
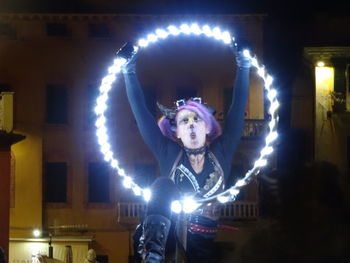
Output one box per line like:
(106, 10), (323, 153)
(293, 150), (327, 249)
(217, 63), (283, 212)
(190, 131), (196, 139)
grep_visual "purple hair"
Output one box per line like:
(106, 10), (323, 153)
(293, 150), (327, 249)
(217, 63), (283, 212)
(157, 100), (222, 142)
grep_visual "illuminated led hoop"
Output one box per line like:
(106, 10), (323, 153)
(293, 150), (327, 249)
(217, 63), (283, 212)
(95, 23), (279, 212)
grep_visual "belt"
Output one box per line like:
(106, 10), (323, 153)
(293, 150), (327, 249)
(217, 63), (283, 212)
(188, 222), (218, 234)
(191, 203), (221, 220)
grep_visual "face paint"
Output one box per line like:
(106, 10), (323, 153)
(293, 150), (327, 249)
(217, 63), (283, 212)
(176, 109), (209, 149)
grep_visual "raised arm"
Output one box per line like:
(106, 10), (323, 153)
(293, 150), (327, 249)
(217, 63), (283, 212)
(216, 49), (251, 158)
(120, 44), (167, 158)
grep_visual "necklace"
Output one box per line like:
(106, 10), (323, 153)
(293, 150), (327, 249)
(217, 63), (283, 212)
(184, 146), (206, 174)
(184, 145), (207, 156)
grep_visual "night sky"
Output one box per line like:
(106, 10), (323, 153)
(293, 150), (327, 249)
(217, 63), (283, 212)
(0, 0), (345, 15)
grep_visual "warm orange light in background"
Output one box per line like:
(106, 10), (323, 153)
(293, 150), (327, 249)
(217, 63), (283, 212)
(29, 242), (43, 255)
(32, 229), (41, 238)
(315, 66), (334, 91)
(315, 66), (334, 111)
(317, 61), (325, 67)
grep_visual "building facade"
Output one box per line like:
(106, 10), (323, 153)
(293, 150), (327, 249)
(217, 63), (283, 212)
(290, 13), (350, 174)
(0, 13), (267, 262)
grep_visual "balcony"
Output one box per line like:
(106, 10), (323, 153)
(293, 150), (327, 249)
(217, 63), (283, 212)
(242, 119), (267, 139)
(117, 201), (258, 225)
(220, 201), (258, 220)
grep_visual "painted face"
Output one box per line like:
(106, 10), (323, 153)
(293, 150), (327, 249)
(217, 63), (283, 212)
(176, 109), (209, 149)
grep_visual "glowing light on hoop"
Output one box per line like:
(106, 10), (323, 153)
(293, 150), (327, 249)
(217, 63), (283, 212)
(94, 23), (279, 212)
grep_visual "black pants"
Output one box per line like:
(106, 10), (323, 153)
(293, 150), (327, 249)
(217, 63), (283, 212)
(133, 177), (218, 263)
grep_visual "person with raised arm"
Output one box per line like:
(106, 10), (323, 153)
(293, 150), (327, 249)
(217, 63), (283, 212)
(120, 41), (251, 263)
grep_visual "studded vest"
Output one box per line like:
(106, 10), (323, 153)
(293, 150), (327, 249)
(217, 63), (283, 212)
(169, 150), (225, 220)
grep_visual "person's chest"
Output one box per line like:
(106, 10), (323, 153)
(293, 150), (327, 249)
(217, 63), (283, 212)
(174, 154), (217, 193)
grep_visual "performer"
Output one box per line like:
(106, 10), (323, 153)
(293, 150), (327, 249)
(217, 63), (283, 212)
(120, 41), (251, 263)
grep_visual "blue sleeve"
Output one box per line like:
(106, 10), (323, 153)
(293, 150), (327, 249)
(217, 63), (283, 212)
(123, 72), (168, 159)
(213, 67), (250, 158)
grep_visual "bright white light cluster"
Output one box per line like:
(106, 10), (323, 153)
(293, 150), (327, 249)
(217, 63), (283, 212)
(137, 24), (233, 47)
(95, 23), (279, 212)
(94, 56), (152, 202)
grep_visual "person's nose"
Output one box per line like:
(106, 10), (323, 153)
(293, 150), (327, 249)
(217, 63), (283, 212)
(188, 118), (195, 125)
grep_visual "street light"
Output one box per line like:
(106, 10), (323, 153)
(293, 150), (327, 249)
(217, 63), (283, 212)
(32, 229), (41, 238)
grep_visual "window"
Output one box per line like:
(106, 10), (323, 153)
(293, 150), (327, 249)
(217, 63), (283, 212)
(44, 162), (67, 203)
(46, 23), (70, 37)
(96, 255), (108, 263)
(46, 84), (68, 124)
(134, 163), (157, 187)
(0, 23), (16, 39)
(88, 24), (110, 38)
(175, 87), (197, 100)
(88, 162), (110, 203)
(0, 84), (11, 93)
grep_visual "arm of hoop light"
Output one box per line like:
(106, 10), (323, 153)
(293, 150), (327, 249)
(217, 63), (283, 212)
(94, 23), (280, 211)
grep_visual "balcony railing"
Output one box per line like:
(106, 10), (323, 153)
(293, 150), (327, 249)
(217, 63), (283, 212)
(220, 201), (258, 220)
(118, 202), (146, 222)
(242, 119), (267, 138)
(117, 201), (258, 224)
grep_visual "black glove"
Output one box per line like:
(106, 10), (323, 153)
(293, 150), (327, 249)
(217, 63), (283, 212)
(236, 50), (252, 69)
(230, 42), (252, 69)
(117, 42), (139, 74)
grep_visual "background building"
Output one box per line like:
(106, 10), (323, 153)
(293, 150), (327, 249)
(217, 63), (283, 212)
(290, 14), (350, 173)
(1, 13), (268, 262)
